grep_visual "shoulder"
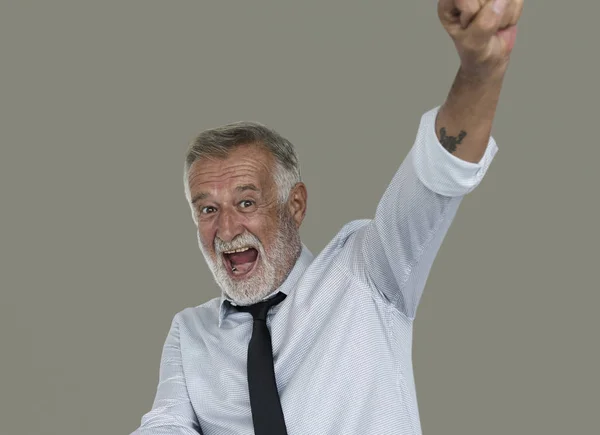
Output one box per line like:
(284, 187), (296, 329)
(170, 296), (222, 332)
(328, 219), (371, 251)
(310, 219), (371, 269)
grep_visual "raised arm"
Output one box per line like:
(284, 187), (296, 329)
(436, 0), (524, 163)
(131, 314), (203, 435)
(344, 0), (523, 320)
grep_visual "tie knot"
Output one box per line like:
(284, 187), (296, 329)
(234, 292), (287, 321)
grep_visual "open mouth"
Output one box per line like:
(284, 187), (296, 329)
(222, 247), (259, 279)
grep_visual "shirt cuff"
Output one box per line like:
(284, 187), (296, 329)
(411, 105), (499, 197)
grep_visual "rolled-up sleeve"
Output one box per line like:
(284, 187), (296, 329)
(346, 106), (499, 320)
(412, 105), (499, 197)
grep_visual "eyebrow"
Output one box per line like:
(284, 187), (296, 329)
(191, 184), (260, 205)
(236, 184), (260, 194)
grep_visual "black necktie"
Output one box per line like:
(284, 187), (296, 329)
(234, 292), (288, 435)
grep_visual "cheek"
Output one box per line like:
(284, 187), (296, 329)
(197, 227), (216, 252)
(250, 214), (281, 248)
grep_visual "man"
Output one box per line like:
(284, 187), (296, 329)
(132, 1), (524, 434)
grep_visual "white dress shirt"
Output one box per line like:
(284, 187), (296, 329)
(132, 106), (499, 435)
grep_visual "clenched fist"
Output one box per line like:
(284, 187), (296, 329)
(438, 0), (524, 78)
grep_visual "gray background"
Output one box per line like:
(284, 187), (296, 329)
(2, 1), (598, 434)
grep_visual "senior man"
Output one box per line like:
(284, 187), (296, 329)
(132, 1), (524, 434)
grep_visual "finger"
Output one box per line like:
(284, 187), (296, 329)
(467, 0), (508, 45)
(506, 0), (525, 28)
(438, 0), (479, 28)
(454, 0), (486, 29)
(494, 0), (523, 30)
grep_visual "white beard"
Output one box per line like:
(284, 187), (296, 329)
(198, 207), (301, 306)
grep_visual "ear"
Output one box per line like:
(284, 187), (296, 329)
(287, 182), (307, 229)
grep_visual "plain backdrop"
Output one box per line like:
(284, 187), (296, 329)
(2, 1), (599, 434)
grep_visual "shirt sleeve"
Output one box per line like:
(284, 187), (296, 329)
(347, 105), (498, 320)
(131, 314), (203, 435)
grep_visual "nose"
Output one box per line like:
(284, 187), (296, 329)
(215, 207), (244, 243)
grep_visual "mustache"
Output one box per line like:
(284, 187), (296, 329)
(214, 232), (262, 254)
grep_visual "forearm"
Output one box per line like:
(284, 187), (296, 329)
(435, 65), (507, 164)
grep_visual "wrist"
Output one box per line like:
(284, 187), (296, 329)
(458, 60), (509, 86)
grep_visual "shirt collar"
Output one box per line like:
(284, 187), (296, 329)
(218, 243), (314, 327)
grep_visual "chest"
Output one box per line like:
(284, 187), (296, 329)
(181, 271), (408, 433)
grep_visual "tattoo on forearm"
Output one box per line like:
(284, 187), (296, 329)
(439, 127), (467, 154)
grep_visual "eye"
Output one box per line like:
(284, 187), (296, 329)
(201, 206), (217, 214)
(239, 200), (255, 209)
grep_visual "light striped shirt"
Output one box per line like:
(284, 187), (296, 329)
(132, 106), (499, 435)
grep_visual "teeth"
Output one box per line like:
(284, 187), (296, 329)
(223, 247), (251, 254)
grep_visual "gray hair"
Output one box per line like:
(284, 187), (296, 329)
(183, 121), (301, 207)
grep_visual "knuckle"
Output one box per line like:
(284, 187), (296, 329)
(455, 0), (476, 11)
(464, 1), (481, 15)
(454, 0), (478, 18)
(446, 26), (462, 39)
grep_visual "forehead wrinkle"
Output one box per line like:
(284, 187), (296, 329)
(189, 155), (267, 178)
(189, 172), (266, 206)
(191, 156), (272, 180)
(192, 171), (261, 192)
(187, 146), (277, 203)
